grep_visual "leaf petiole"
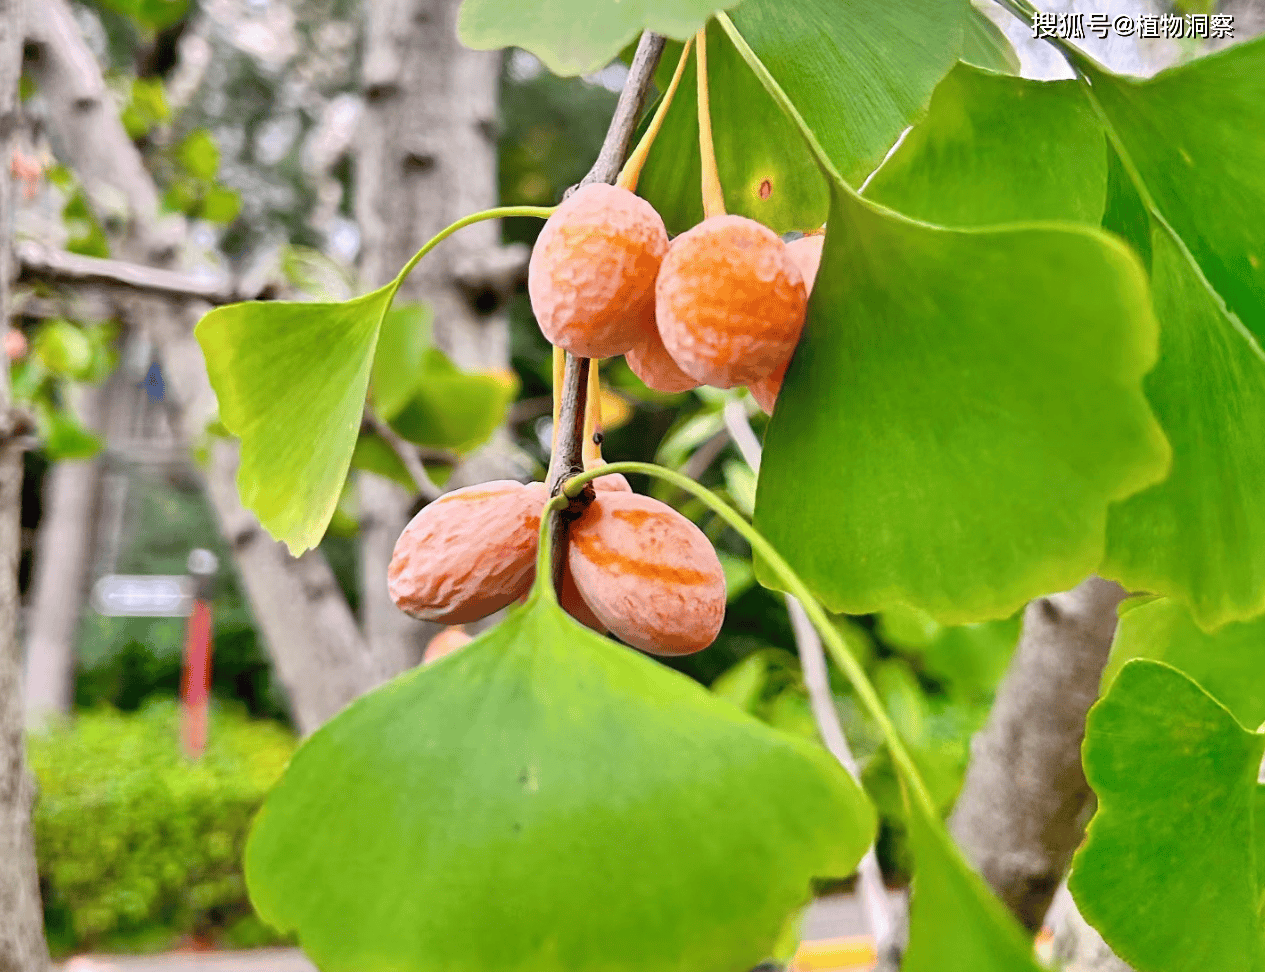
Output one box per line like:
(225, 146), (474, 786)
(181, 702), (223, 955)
(560, 460), (938, 819)
(617, 37), (694, 193)
(695, 26), (727, 220)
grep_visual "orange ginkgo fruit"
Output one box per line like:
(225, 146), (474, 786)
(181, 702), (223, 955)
(567, 491), (725, 655)
(655, 214), (807, 388)
(748, 233), (824, 414)
(423, 626), (473, 663)
(625, 327), (700, 393)
(528, 183), (668, 358)
(389, 480), (545, 624)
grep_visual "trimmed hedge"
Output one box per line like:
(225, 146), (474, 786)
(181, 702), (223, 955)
(28, 701), (295, 955)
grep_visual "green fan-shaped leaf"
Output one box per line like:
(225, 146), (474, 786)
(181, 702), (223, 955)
(961, 7), (1019, 74)
(195, 286), (393, 554)
(388, 349), (516, 454)
(1107, 596), (1265, 730)
(636, 0), (971, 233)
(457, 0), (727, 77)
(754, 184), (1170, 622)
(1069, 660), (1265, 972)
(903, 798), (1043, 972)
(855, 48), (1265, 628)
(635, 25), (827, 236)
(1102, 225), (1265, 629)
(246, 591), (875, 972)
(350, 432), (418, 492)
(1079, 37), (1265, 346)
(369, 301), (433, 422)
(863, 64), (1106, 227)
(1062, 38), (1265, 628)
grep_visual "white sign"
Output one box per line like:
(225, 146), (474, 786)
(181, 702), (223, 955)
(92, 575), (194, 617)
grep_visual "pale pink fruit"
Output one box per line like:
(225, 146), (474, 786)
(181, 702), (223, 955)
(423, 626), (472, 663)
(747, 234), (823, 414)
(389, 480), (546, 623)
(655, 215), (806, 388)
(625, 328), (699, 393)
(528, 183), (668, 358)
(568, 492), (725, 656)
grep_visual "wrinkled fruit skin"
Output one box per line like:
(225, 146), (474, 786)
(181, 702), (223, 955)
(559, 562), (607, 633)
(528, 183), (668, 358)
(389, 481), (545, 624)
(423, 626), (472, 664)
(625, 328), (700, 393)
(749, 361), (787, 415)
(568, 492), (725, 656)
(786, 233), (824, 288)
(749, 234), (824, 414)
(656, 215), (807, 388)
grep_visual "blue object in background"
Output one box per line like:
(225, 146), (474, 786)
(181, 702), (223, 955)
(144, 361), (165, 402)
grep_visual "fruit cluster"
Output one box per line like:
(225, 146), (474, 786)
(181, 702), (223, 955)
(528, 183), (823, 413)
(389, 475), (727, 657)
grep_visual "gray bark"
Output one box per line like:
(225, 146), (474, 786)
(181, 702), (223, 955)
(28, 0), (375, 732)
(205, 440), (373, 735)
(22, 381), (107, 725)
(148, 299), (375, 737)
(354, 0), (508, 674)
(949, 576), (1127, 933)
(0, 0), (51, 963)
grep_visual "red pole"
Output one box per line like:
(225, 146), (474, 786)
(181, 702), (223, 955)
(181, 597), (213, 758)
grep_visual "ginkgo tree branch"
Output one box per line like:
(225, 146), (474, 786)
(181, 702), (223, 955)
(545, 30), (665, 592)
(15, 240), (245, 304)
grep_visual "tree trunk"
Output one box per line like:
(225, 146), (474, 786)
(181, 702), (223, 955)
(949, 576), (1127, 932)
(0, 0), (52, 963)
(28, 0), (375, 732)
(22, 381), (107, 726)
(152, 303), (375, 737)
(354, 0), (509, 675)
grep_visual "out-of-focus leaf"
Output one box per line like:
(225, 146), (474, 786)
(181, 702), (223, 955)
(369, 302), (433, 422)
(388, 350), (516, 455)
(178, 129), (220, 181)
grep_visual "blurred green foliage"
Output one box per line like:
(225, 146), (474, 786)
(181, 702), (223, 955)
(29, 702), (295, 955)
(711, 602), (1019, 880)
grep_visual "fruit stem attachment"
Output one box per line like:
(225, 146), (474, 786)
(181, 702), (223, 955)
(582, 360), (602, 465)
(550, 346), (565, 457)
(561, 460), (938, 819)
(547, 29), (665, 597)
(616, 37), (694, 193)
(695, 26), (726, 220)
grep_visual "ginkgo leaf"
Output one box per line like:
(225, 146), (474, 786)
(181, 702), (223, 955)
(1070, 660), (1265, 972)
(636, 0), (971, 233)
(903, 797), (1044, 972)
(1107, 595), (1265, 730)
(246, 591), (875, 972)
(457, 0), (727, 77)
(196, 286), (392, 554)
(754, 183), (1169, 622)
(369, 301), (433, 422)
(863, 64), (1106, 227)
(387, 349), (517, 455)
(1078, 36), (1265, 346)
(1102, 226), (1265, 629)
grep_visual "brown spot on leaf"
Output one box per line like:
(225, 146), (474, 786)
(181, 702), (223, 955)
(759, 179), (772, 200)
